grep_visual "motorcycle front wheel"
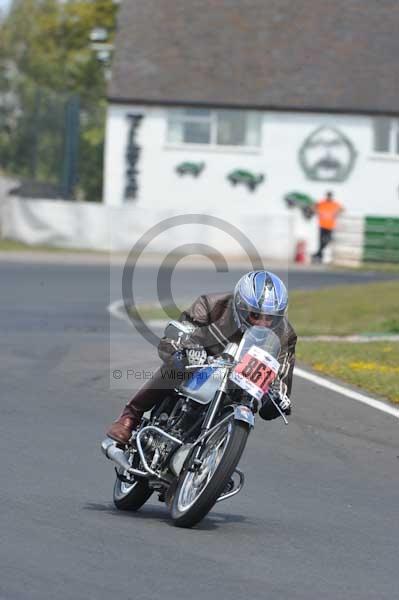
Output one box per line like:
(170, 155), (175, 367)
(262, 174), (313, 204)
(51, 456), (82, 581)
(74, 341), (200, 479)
(169, 419), (249, 528)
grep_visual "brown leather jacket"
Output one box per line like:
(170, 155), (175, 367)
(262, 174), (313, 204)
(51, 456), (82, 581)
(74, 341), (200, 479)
(158, 292), (297, 398)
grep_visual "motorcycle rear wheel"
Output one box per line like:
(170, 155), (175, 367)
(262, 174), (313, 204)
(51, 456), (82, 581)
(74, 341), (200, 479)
(113, 451), (153, 511)
(170, 419), (249, 528)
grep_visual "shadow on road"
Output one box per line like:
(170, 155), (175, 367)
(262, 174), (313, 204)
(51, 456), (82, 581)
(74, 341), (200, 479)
(194, 510), (248, 531)
(83, 502), (249, 530)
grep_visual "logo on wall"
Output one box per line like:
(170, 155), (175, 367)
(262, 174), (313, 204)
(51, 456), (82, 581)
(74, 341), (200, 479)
(299, 126), (357, 183)
(124, 114), (143, 201)
(227, 170), (265, 192)
(284, 192), (315, 220)
(175, 162), (205, 177)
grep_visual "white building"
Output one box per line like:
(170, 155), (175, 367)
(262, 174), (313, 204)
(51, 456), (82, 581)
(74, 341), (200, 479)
(103, 1), (399, 260)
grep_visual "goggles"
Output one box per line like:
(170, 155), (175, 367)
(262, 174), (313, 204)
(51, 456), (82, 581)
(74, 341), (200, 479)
(242, 310), (283, 329)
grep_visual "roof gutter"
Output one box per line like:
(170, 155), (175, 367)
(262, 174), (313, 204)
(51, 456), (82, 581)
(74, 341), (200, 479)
(106, 96), (399, 118)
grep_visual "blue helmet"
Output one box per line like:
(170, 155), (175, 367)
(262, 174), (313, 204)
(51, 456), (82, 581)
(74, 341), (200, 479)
(233, 270), (288, 330)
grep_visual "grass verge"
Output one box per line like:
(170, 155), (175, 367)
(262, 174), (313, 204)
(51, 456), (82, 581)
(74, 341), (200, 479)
(131, 281), (399, 336)
(0, 238), (106, 253)
(296, 340), (399, 404)
(289, 280), (399, 336)
(129, 280), (399, 403)
(344, 262), (399, 273)
(290, 280), (399, 403)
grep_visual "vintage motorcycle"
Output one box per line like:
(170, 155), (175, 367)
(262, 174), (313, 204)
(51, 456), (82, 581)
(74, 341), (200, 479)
(102, 320), (287, 528)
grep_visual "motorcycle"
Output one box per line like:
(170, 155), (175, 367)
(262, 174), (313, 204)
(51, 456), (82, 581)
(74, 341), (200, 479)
(102, 320), (287, 528)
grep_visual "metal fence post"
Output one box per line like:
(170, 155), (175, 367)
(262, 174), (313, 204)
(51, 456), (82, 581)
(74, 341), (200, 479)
(61, 95), (80, 199)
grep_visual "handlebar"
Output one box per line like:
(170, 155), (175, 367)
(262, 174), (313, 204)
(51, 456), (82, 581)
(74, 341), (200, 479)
(185, 359), (237, 370)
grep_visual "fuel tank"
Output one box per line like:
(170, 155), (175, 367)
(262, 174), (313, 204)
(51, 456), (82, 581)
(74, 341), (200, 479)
(179, 366), (224, 405)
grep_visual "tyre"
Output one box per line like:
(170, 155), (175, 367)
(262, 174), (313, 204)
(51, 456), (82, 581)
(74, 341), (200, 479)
(169, 419), (249, 528)
(113, 451), (153, 511)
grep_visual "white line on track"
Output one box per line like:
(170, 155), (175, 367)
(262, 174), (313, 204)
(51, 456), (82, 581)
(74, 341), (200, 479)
(107, 300), (167, 328)
(295, 367), (399, 419)
(108, 299), (127, 321)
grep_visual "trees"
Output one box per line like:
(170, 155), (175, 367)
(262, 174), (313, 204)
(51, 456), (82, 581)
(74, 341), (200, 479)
(0, 0), (118, 200)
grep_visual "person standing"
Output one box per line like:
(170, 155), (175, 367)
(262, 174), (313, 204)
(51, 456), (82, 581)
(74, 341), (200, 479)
(312, 191), (344, 262)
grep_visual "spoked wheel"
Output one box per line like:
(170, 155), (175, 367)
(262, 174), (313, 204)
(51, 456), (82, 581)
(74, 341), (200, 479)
(113, 450), (153, 511)
(170, 419), (249, 528)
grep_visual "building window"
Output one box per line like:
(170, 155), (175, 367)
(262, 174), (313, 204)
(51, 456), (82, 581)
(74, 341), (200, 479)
(167, 109), (261, 148)
(373, 118), (399, 154)
(168, 109), (211, 144)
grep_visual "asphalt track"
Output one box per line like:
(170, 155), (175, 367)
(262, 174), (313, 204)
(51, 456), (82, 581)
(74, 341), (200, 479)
(1, 259), (398, 600)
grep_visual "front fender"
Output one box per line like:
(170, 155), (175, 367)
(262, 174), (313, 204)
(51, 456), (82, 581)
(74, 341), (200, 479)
(234, 405), (255, 428)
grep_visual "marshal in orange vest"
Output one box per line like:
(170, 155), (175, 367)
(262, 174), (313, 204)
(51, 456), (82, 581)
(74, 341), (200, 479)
(315, 194), (343, 231)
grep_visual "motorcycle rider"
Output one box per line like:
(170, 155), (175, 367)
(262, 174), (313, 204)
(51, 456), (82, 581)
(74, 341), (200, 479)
(106, 270), (297, 445)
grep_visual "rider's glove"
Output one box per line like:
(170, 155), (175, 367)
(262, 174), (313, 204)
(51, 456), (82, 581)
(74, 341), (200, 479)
(271, 379), (291, 410)
(259, 380), (291, 421)
(185, 345), (208, 366)
(171, 345), (207, 369)
(271, 389), (291, 412)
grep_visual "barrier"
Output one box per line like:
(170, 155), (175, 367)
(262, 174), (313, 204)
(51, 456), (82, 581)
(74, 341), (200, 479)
(5, 197), (396, 265)
(0, 197), (296, 261)
(332, 215), (399, 265)
(363, 217), (399, 263)
(331, 216), (364, 266)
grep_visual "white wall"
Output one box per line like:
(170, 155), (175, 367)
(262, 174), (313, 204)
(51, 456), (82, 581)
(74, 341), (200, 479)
(103, 105), (399, 256)
(1, 197), (295, 261)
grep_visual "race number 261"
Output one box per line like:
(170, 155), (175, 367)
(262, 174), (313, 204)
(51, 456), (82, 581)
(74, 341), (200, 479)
(241, 356), (276, 389)
(229, 346), (280, 400)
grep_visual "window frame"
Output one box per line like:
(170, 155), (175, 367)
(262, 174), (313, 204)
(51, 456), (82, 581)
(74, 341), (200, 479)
(371, 117), (399, 159)
(165, 108), (262, 153)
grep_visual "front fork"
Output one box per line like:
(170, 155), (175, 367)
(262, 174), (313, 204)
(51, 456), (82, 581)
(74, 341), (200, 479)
(189, 367), (229, 467)
(189, 367), (254, 468)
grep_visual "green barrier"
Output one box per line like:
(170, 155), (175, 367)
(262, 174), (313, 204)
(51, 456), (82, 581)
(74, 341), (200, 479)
(364, 217), (399, 263)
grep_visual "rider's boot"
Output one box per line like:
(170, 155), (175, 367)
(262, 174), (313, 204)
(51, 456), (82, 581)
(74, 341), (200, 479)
(106, 403), (143, 445)
(106, 366), (180, 445)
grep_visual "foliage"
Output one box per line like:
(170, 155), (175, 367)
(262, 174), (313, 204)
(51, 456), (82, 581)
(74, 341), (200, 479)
(2, 0), (117, 100)
(78, 99), (107, 200)
(0, 0), (118, 200)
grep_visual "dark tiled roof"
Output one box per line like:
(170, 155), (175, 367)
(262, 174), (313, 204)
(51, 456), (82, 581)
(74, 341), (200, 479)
(109, 1), (399, 115)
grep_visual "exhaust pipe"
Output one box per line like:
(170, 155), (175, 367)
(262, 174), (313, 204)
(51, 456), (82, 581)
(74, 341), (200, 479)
(101, 437), (148, 477)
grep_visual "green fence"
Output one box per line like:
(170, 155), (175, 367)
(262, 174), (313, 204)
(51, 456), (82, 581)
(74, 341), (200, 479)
(363, 217), (399, 263)
(0, 85), (104, 201)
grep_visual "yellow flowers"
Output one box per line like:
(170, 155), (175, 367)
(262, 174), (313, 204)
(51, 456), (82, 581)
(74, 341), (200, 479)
(296, 341), (399, 404)
(309, 359), (399, 375)
(349, 361), (399, 374)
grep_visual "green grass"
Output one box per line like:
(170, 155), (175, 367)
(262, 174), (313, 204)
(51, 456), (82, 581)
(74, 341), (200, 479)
(289, 280), (399, 336)
(130, 304), (180, 321)
(297, 340), (399, 404)
(131, 280), (399, 403)
(134, 281), (399, 336)
(343, 262), (399, 273)
(291, 281), (399, 403)
(0, 238), (106, 253)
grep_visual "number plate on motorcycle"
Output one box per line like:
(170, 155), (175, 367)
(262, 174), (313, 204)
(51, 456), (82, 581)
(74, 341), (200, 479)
(229, 346), (280, 400)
